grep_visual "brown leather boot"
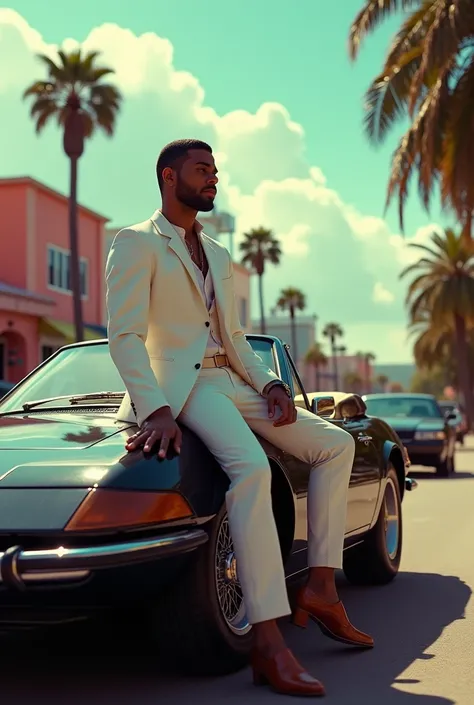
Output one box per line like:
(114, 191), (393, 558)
(293, 586), (374, 648)
(251, 647), (326, 697)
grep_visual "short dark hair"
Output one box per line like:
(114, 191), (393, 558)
(156, 138), (213, 192)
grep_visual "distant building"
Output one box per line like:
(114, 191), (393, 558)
(0, 177), (108, 383)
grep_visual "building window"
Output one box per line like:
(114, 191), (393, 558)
(47, 246), (88, 297)
(239, 297), (248, 327)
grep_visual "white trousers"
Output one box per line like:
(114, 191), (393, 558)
(179, 367), (355, 625)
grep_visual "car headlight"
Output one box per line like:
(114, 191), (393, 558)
(414, 431), (445, 440)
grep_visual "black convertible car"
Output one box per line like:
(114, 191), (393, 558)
(0, 335), (416, 674)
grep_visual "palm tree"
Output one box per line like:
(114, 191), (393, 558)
(23, 48), (122, 341)
(409, 308), (473, 391)
(276, 287), (306, 361)
(305, 342), (328, 391)
(239, 227), (281, 334)
(323, 323), (344, 388)
(348, 1), (474, 237)
(400, 228), (474, 426)
(356, 351), (376, 392)
(375, 374), (389, 392)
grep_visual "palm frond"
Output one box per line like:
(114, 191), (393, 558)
(440, 51), (474, 222)
(24, 47), (122, 147)
(348, 0), (420, 60)
(385, 0), (438, 65)
(363, 46), (423, 143)
(409, 0), (474, 107)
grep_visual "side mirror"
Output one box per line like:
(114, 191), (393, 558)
(446, 411), (457, 421)
(311, 395), (335, 417)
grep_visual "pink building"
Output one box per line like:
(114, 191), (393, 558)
(0, 177), (108, 383)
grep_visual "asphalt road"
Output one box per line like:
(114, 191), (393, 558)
(2, 440), (474, 705)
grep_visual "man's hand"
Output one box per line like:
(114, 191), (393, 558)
(267, 385), (297, 427)
(125, 406), (182, 458)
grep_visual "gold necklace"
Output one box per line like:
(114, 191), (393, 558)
(185, 233), (204, 269)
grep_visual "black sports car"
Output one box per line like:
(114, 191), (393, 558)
(0, 335), (416, 675)
(363, 393), (457, 477)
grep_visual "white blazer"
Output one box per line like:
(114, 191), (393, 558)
(105, 210), (279, 426)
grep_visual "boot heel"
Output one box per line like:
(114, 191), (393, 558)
(252, 668), (269, 686)
(292, 607), (310, 629)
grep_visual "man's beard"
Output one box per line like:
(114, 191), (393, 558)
(175, 178), (215, 212)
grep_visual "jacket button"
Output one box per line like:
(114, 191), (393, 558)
(195, 363), (201, 369)
(205, 321), (210, 327)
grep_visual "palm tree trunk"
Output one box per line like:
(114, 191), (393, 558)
(315, 364), (320, 390)
(290, 306), (297, 362)
(454, 314), (474, 430)
(332, 340), (338, 389)
(258, 273), (266, 334)
(69, 156), (84, 342)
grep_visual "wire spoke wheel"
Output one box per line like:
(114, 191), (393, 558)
(214, 515), (251, 635)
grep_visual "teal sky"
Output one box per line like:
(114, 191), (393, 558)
(1, 2), (450, 363)
(6, 0), (441, 233)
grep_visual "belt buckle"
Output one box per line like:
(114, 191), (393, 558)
(214, 354), (226, 368)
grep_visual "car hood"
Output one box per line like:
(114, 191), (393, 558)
(0, 410), (215, 531)
(380, 416), (445, 432)
(0, 411), (128, 450)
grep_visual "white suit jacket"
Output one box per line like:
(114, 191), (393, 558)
(105, 210), (279, 426)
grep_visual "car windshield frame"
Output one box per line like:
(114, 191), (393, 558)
(0, 336), (283, 414)
(364, 395), (443, 419)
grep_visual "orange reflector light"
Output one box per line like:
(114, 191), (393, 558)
(65, 489), (193, 531)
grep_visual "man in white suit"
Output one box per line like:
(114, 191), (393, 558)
(106, 139), (373, 698)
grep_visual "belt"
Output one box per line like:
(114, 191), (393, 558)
(201, 354), (229, 369)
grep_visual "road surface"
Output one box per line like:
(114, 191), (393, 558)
(2, 441), (474, 704)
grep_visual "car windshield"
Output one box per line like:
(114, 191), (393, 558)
(0, 337), (278, 413)
(365, 396), (442, 419)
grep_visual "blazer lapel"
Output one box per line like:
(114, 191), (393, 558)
(150, 211), (204, 304)
(200, 234), (230, 326)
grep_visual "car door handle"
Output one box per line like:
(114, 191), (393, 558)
(358, 434), (372, 443)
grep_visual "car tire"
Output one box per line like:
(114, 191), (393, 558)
(151, 503), (253, 676)
(435, 454), (455, 477)
(343, 465), (402, 586)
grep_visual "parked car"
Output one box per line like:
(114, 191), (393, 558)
(362, 393), (457, 477)
(438, 400), (467, 445)
(0, 335), (416, 675)
(0, 380), (13, 399)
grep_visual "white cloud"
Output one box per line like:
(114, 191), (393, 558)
(373, 282), (395, 304)
(0, 9), (436, 362)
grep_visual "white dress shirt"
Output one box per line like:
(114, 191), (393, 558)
(171, 220), (225, 358)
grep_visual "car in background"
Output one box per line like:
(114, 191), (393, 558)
(438, 400), (467, 445)
(0, 335), (415, 676)
(362, 393), (457, 477)
(0, 381), (13, 399)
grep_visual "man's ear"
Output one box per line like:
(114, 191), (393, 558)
(161, 166), (175, 188)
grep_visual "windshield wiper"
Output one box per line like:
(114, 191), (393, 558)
(21, 392), (125, 412)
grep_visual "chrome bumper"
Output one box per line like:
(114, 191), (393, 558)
(0, 528), (208, 591)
